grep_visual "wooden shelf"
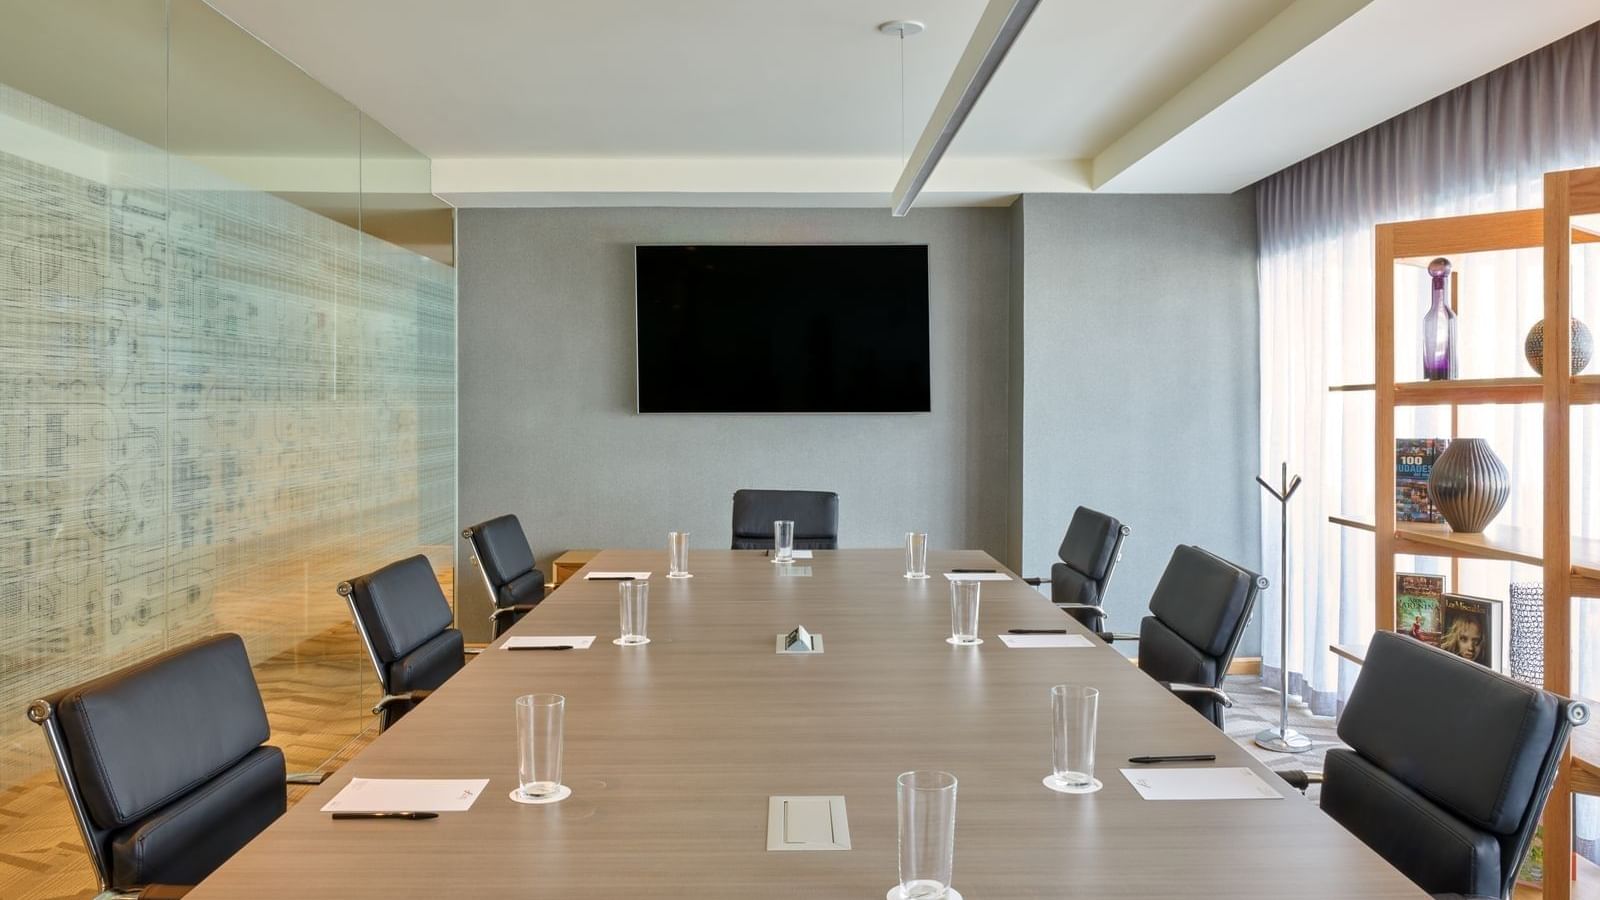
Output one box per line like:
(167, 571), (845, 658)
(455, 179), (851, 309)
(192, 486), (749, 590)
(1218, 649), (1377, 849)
(1328, 376), (1599, 403)
(1330, 643), (1367, 666)
(1573, 723), (1600, 796)
(1395, 377), (1543, 405)
(1330, 516), (1600, 596)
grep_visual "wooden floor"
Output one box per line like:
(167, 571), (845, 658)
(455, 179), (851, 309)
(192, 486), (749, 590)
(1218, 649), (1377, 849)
(0, 621), (385, 900)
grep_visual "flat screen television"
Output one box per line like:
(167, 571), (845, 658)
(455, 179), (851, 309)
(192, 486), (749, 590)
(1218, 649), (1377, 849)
(635, 244), (931, 413)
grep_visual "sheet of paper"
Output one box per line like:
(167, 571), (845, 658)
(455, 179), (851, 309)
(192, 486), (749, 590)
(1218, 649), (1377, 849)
(997, 633), (1093, 649)
(1119, 767), (1283, 801)
(585, 571), (651, 580)
(503, 636), (595, 649)
(320, 778), (490, 813)
(942, 572), (1011, 582)
(790, 550), (814, 559)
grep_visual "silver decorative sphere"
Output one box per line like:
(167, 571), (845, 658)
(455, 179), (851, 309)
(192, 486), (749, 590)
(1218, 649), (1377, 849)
(1525, 318), (1595, 375)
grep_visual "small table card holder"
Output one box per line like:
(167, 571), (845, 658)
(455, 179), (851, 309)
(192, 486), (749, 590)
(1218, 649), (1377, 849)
(778, 625), (824, 654)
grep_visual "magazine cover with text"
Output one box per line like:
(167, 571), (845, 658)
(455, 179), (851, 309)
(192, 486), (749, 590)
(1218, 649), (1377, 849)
(1396, 438), (1449, 523)
(1395, 573), (1445, 646)
(1439, 593), (1500, 671)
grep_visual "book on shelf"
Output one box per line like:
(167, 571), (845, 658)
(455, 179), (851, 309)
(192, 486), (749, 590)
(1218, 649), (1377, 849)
(1395, 573), (1445, 646)
(1396, 439), (1449, 523)
(1439, 593), (1502, 672)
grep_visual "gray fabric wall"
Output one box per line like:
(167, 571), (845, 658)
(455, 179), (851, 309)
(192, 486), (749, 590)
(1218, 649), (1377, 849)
(1012, 192), (1263, 656)
(455, 207), (1012, 640)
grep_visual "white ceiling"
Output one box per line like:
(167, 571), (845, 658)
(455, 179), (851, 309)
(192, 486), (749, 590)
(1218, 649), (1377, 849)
(205, 0), (1600, 208)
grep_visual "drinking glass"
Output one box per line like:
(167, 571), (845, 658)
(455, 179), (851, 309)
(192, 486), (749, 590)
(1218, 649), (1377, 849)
(904, 532), (929, 579)
(1048, 685), (1100, 793)
(515, 693), (564, 799)
(615, 580), (649, 645)
(948, 580), (981, 645)
(772, 519), (796, 563)
(668, 531), (691, 578)
(897, 770), (958, 899)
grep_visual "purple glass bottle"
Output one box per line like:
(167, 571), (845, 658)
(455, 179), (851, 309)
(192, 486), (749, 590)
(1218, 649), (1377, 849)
(1422, 257), (1458, 381)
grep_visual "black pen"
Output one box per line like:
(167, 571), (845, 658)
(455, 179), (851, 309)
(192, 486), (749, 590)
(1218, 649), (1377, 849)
(1127, 754), (1217, 765)
(587, 576), (636, 581)
(507, 645), (574, 651)
(1007, 628), (1067, 634)
(332, 812), (439, 820)
(950, 568), (996, 573)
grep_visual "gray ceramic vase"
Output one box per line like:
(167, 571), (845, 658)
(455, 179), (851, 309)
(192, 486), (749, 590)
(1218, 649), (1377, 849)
(1427, 438), (1509, 533)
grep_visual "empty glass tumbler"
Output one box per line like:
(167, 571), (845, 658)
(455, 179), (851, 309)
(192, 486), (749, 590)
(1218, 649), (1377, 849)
(1048, 684), (1100, 793)
(668, 531), (691, 578)
(897, 770), (958, 899)
(515, 693), (565, 800)
(904, 532), (929, 579)
(948, 580), (982, 645)
(772, 520), (796, 563)
(615, 580), (649, 645)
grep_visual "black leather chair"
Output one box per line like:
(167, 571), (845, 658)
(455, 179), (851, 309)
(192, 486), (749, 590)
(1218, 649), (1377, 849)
(462, 514), (546, 638)
(1103, 544), (1265, 727)
(340, 554), (465, 731)
(1280, 632), (1586, 900)
(27, 633), (287, 898)
(730, 489), (840, 550)
(1021, 506), (1130, 633)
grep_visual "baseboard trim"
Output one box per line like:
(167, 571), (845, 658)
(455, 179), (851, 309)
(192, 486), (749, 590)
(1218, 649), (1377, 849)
(1228, 656), (1261, 675)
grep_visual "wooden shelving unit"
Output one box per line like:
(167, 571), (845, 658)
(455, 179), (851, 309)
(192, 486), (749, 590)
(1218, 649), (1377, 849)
(1329, 164), (1600, 899)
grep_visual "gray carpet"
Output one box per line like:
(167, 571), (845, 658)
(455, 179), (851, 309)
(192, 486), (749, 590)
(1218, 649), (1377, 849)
(1223, 674), (1340, 797)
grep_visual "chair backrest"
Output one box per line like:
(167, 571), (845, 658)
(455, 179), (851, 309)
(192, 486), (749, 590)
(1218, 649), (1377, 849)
(28, 633), (285, 892)
(340, 555), (464, 700)
(1049, 506), (1129, 628)
(1135, 545), (1264, 726)
(1322, 631), (1584, 899)
(730, 489), (839, 550)
(464, 514), (537, 591)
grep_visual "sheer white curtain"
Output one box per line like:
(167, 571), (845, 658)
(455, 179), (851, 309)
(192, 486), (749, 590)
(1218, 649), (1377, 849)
(1256, 20), (1600, 721)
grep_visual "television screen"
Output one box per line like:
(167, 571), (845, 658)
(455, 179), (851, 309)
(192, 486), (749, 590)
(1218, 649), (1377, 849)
(635, 244), (930, 413)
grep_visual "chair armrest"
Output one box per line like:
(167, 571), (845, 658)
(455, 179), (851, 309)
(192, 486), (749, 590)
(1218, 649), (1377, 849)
(372, 689), (434, 715)
(1022, 576), (1044, 586)
(491, 604), (540, 620)
(1274, 769), (1324, 791)
(1097, 632), (1138, 643)
(1160, 682), (1233, 708)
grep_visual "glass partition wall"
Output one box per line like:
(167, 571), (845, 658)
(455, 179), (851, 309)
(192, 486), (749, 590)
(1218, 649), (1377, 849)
(0, 4), (456, 889)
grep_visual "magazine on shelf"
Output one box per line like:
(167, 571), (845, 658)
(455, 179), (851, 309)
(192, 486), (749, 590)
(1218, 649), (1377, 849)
(1438, 593), (1502, 672)
(1394, 572), (1445, 646)
(1396, 438), (1449, 523)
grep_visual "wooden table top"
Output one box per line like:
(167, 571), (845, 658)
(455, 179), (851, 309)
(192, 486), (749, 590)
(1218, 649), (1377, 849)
(190, 549), (1424, 898)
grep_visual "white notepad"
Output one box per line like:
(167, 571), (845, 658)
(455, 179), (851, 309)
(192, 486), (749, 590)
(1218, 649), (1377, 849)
(585, 571), (651, 580)
(1119, 767), (1283, 801)
(503, 636), (595, 649)
(321, 778), (490, 813)
(997, 633), (1093, 649)
(774, 550), (814, 559)
(943, 572), (1010, 582)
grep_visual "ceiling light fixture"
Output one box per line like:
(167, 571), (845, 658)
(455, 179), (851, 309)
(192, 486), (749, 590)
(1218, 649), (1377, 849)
(878, 21), (925, 170)
(888, 0), (1041, 217)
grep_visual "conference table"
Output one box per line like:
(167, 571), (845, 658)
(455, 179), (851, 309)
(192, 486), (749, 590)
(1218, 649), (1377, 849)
(190, 549), (1424, 898)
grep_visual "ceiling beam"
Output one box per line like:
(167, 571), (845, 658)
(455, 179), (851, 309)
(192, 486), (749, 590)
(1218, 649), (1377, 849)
(888, 0), (1042, 216)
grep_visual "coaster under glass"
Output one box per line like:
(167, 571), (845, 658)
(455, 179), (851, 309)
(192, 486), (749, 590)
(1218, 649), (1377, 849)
(667, 572), (693, 579)
(613, 637), (651, 646)
(945, 637), (983, 646)
(510, 784), (572, 805)
(904, 573), (931, 580)
(1043, 773), (1102, 794)
(886, 887), (963, 900)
